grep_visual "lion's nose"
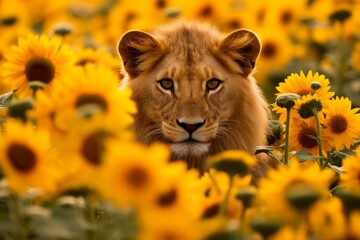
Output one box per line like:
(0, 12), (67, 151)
(176, 120), (205, 135)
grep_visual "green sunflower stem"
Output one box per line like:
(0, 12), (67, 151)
(9, 194), (28, 240)
(284, 108), (291, 166)
(220, 175), (234, 217)
(312, 108), (324, 169)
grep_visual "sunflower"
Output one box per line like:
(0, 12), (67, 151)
(98, 143), (171, 208)
(307, 198), (346, 240)
(324, 97), (360, 150)
(293, 94), (324, 120)
(264, 0), (307, 33)
(74, 47), (119, 74)
(139, 162), (204, 220)
(257, 161), (334, 217)
(348, 210), (360, 239)
(254, 27), (293, 82)
(200, 169), (251, 220)
(55, 116), (132, 191)
(273, 71), (335, 124)
(137, 212), (203, 240)
(289, 117), (333, 156)
(208, 150), (256, 177)
(0, 120), (61, 195)
(51, 64), (136, 131)
(2, 34), (75, 97)
(340, 146), (360, 190)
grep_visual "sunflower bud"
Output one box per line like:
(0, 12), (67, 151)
(28, 81), (46, 96)
(212, 159), (250, 177)
(165, 8), (181, 18)
(8, 99), (33, 122)
(210, 151), (255, 178)
(298, 99), (322, 119)
(250, 216), (283, 239)
(205, 231), (244, 240)
(310, 81), (322, 91)
(236, 187), (256, 209)
(333, 187), (360, 214)
(1, 16), (17, 26)
(329, 9), (352, 23)
(53, 23), (74, 36)
(275, 93), (300, 110)
(285, 183), (320, 210)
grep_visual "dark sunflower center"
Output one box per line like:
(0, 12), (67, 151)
(7, 143), (36, 173)
(261, 42), (277, 58)
(298, 127), (318, 149)
(201, 203), (220, 219)
(75, 94), (108, 111)
(81, 133), (104, 166)
(199, 5), (213, 18)
(156, 0), (166, 9)
(25, 56), (55, 84)
(156, 188), (177, 207)
(281, 10), (293, 25)
(329, 115), (348, 134)
(125, 166), (149, 190)
(159, 232), (180, 240)
(227, 19), (242, 29)
(76, 59), (96, 66)
(297, 90), (312, 96)
(1, 16), (18, 26)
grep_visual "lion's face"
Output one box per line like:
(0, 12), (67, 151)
(118, 21), (268, 161)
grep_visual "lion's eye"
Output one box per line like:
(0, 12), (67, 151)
(206, 78), (222, 91)
(158, 78), (174, 91)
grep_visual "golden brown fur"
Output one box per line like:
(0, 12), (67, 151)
(118, 20), (271, 178)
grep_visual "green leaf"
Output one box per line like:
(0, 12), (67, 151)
(294, 150), (321, 161)
(0, 91), (14, 109)
(255, 146), (279, 155)
(333, 150), (351, 159)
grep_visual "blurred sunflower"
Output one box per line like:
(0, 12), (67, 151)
(348, 210), (360, 239)
(137, 212), (203, 240)
(200, 169), (251, 220)
(289, 117), (333, 156)
(74, 47), (120, 75)
(264, 0), (307, 33)
(0, 0), (31, 44)
(178, 0), (229, 22)
(340, 146), (360, 190)
(254, 27), (293, 81)
(30, 89), (63, 140)
(99, 143), (171, 208)
(257, 161), (334, 217)
(324, 97), (360, 150)
(2, 34), (75, 97)
(139, 162), (204, 220)
(273, 71), (335, 123)
(51, 65), (136, 131)
(293, 94), (324, 120)
(55, 116), (132, 191)
(208, 150), (256, 177)
(307, 198), (346, 240)
(0, 120), (60, 195)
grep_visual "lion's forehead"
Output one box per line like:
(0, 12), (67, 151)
(156, 55), (225, 84)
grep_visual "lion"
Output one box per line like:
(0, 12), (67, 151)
(118, 20), (271, 180)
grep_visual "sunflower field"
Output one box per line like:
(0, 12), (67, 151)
(1, 0), (360, 239)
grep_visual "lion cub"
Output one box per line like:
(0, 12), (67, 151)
(118, 20), (270, 178)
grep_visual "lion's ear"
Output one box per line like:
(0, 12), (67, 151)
(219, 29), (261, 76)
(118, 30), (161, 78)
